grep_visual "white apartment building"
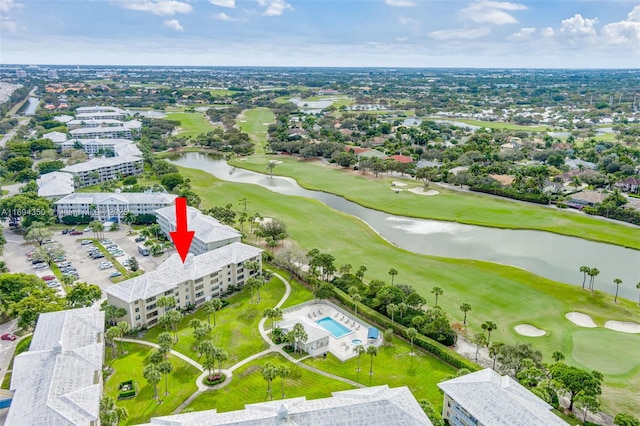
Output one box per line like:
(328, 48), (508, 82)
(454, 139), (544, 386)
(59, 138), (142, 157)
(155, 206), (241, 255)
(66, 118), (124, 129)
(55, 192), (177, 222)
(76, 106), (124, 114)
(61, 155), (143, 187)
(69, 126), (132, 139)
(76, 111), (125, 120)
(37, 171), (75, 200)
(105, 243), (263, 328)
(437, 369), (568, 426)
(6, 307), (104, 426)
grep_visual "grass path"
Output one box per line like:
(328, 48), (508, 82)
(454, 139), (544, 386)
(178, 164), (640, 416)
(231, 155), (640, 250)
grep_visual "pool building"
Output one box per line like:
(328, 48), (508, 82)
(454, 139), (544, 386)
(280, 300), (382, 361)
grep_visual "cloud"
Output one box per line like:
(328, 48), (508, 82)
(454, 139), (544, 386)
(119, 0), (192, 16)
(460, 1), (527, 25)
(0, 0), (21, 13)
(213, 12), (246, 22)
(386, 0), (415, 7)
(0, 16), (18, 32)
(507, 27), (535, 41)
(601, 5), (640, 46)
(209, 0), (235, 8)
(257, 0), (293, 16)
(428, 27), (491, 40)
(163, 19), (184, 31)
(395, 36), (408, 42)
(558, 14), (598, 43)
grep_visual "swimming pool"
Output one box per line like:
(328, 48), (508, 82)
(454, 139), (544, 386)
(316, 317), (352, 338)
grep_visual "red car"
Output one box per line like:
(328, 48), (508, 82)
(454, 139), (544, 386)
(70, 230), (84, 235)
(1, 334), (17, 341)
(41, 275), (56, 281)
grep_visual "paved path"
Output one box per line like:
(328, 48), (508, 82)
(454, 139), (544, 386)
(118, 338), (203, 371)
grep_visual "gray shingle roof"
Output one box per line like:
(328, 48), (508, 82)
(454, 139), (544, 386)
(105, 242), (263, 302)
(6, 307), (105, 426)
(141, 385), (432, 426)
(437, 369), (568, 426)
(155, 206), (241, 245)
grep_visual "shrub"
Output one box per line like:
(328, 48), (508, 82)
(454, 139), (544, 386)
(470, 184), (550, 205)
(60, 215), (93, 225)
(117, 380), (137, 399)
(203, 373), (226, 386)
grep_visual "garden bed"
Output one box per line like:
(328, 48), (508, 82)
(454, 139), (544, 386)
(203, 373), (226, 386)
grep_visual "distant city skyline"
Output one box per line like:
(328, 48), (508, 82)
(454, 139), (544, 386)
(1, 0), (639, 68)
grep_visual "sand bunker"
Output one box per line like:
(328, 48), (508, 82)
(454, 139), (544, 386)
(408, 188), (440, 196)
(565, 312), (597, 328)
(515, 324), (546, 337)
(392, 181), (408, 187)
(390, 188), (403, 192)
(604, 321), (640, 334)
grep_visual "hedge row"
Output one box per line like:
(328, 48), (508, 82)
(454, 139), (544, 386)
(470, 184), (550, 205)
(118, 389), (136, 399)
(331, 287), (479, 372)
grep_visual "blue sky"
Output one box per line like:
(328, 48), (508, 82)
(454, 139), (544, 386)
(1, 0), (639, 67)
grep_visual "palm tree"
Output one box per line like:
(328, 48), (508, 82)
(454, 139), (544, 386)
(356, 265), (367, 281)
(157, 332), (174, 361)
(579, 266), (590, 289)
(123, 211), (136, 234)
(388, 268), (398, 285)
(481, 321), (497, 345)
(143, 364), (162, 400)
(489, 342), (504, 369)
(367, 345), (378, 379)
(247, 277), (261, 304)
(90, 220), (104, 240)
(213, 347), (228, 375)
(552, 351), (565, 363)
(405, 327), (418, 368)
(352, 293), (362, 318)
(292, 322), (308, 355)
(588, 268), (600, 291)
(431, 286), (443, 306)
(262, 361), (278, 400)
(271, 307), (283, 328)
(205, 298), (223, 326)
(116, 322), (129, 354)
(387, 303), (398, 323)
(613, 278), (623, 303)
(165, 310), (183, 341)
(267, 160), (278, 177)
(472, 332), (487, 361)
(277, 365), (291, 398)
(355, 344), (366, 382)
(460, 303), (472, 325)
(158, 360), (173, 397)
(105, 327), (120, 359)
(263, 308), (277, 330)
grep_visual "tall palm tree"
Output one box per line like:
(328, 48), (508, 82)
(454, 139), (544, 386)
(481, 321), (497, 345)
(205, 298), (223, 326)
(588, 268), (600, 291)
(277, 365), (291, 398)
(431, 286), (443, 306)
(387, 303), (398, 323)
(352, 293), (362, 318)
(613, 278), (623, 303)
(116, 322), (129, 354)
(143, 364), (162, 400)
(262, 361), (277, 400)
(579, 266), (590, 289)
(90, 220), (104, 240)
(405, 327), (418, 361)
(460, 303), (472, 325)
(388, 268), (398, 285)
(123, 211), (136, 234)
(158, 360), (173, 397)
(367, 345), (378, 378)
(355, 344), (366, 382)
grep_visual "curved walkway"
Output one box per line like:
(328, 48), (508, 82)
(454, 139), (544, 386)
(118, 338), (204, 372)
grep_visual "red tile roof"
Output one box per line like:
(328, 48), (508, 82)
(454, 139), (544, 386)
(387, 155), (413, 163)
(344, 146), (370, 155)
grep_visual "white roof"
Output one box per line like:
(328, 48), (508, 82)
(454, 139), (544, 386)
(61, 155), (142, 173)
(7, 307), (105, 426)
(437, 369), (568, 426)
(141, 385), (432, 426)
(43, 131), (68, 143)
(122, 119), (142, 129)
(69, 126), (131, 136)
(37, 171), (75, 197)
(279, 317), (331, 343)
(105, 242), (263, 303)
(55, 192), (177, 206)
(53, 115), (74, 123)
(155, 206), (241, 245)
(76, 106), (124, 113)
(67, 118), (123, 126)
(76, 112), (124, 119)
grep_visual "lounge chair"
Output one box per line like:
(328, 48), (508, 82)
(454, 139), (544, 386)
(334, 313), (339, 318)
(356, 325), (360, 330)
(308, 313), (312, 318)
(312, 312), (317, 317)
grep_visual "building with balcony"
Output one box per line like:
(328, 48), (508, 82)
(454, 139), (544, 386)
(155, 206), (241, 255)
(58, 138), (142, 158)
(69, 125), (132, 139)
(6, 307), (104, 426)
(60, 155), (143, 187)
(54, 192), (177, 222)
(437, 369), (568, 426)
(105, 243), (262, 328)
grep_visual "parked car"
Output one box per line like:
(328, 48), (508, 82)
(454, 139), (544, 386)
(92, 253), (105, 259)
(1, 334), (17, 341)
(70, 230), (84, 235)
(101, 239), (112, 244)
(61, 229), (69, 235)
(62, 272), (79, 278)
(81, 240), (93, 245)
(41, 275), (56, 281)
(135, 236), (146, 243)
(47, 282), (61, 288)
(33, 263), (47, 269)
(31, 258), (45, 265)
(109, 271), (122, 278)
(84, 226), (93, 232)
(42, 239), (55, 245)
(56, 261), (71, 268)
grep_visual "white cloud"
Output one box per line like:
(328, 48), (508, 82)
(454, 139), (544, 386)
(540, 27), (554, 38)
(119, 1), (192, 16)
(258, 0), (293, 16)
(386, 0), (415, 7)
(163, 19), (184, 31)
(398, 16), (419, 26)
(558, 14), (598, 43)
(428, 27), (491, 40)
(601, 5), (640, 46)
(209, 0), (235, 8)
(0, 0), (20, 13)
(460, 1), (527, 25)
(507, 27), (535, 41)
(213, 12), (246, 22)
(395, 36), (408, 42)
(0, 17), (18, 32)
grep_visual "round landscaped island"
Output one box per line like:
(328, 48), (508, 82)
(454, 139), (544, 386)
(203, 373), (226, 386)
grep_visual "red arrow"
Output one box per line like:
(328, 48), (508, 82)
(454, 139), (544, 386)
(169, 197), (194, 263)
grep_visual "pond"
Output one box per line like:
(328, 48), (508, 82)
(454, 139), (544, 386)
(170, 153), (640, 299)
(23, 97), (40, 116)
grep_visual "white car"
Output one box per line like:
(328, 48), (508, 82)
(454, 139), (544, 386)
(100, 262), (113, 270)
(33, 263), (48, 269)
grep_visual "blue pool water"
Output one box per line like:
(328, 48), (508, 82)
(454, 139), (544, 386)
(316, 317), (352, 338)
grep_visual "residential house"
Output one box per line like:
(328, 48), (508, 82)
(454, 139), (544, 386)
(155, 206), (241, 255)
(615, 176), (640, 193)
(6, 307), (104, 426)
(105, 243), (262, 328)
(565, 158), (597, 170)
(138, 385), (432, 426)
(568, 190), (607, 209)
(438, 369), (568, 426)
(54, 192), (177, 222)
(489, 174), (515, 186)
(387, 155), (413, 163)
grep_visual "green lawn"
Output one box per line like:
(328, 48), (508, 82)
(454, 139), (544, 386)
(305, 339), (457, 411)
(177, 165), (640, 416)
(104, 343), (200, 425)
(569, 328), (640, 375)
(280, 275), (315, 309)
(231, 155), (640, 250)
(186, 353), (355, 413)
(141, 277), (284, 365)
(165, 112), (218, 139)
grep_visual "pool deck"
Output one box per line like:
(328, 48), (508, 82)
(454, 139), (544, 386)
(282, 301), (379, 361)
